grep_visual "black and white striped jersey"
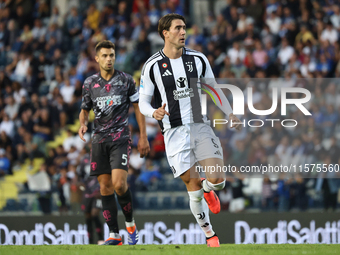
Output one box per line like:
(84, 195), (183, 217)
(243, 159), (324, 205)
(140, 47), (215, 132)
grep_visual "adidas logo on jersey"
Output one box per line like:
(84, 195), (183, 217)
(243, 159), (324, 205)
(214, 150), (222, 156)
(162, 70), (172, 76)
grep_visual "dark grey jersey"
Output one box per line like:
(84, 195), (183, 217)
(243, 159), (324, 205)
(81, 70), (139, 144)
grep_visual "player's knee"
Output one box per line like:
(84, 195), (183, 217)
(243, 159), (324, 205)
(100, 186), (114, 195)
(99, 179), (114, 195)
(113, 180), (127, 195)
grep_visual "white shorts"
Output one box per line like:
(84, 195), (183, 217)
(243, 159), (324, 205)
(164, 123), (223, 178)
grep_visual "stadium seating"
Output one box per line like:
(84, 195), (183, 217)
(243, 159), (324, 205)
(148, 197), (159, 210)
(162, 196), (172, 210)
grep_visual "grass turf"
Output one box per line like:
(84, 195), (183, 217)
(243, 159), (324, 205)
(1, 244), (340, 255)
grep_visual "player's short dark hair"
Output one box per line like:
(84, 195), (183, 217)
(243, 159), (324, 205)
(158, 13), (186, 41)
(95, 40), (115, 54)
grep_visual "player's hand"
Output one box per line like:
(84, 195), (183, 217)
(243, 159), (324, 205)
(229, 113), (242, 131)
(152, 103), (170, 120)
(78, 125), (88, 142)
(138, 136), (150, 158)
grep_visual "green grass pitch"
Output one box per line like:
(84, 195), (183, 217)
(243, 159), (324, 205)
(1, 244), (340, 255)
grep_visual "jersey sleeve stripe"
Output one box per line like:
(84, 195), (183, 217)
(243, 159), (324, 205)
(142, 52), (161, 75)
(159, 49), (166, 58)
(149, 62), (157, 86)
(129, 92), (139, 102)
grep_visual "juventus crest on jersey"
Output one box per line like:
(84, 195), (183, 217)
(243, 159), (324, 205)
(140, 47), (215, 133)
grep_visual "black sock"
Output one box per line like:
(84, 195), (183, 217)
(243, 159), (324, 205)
(86, 218), (93, 244)
(93, 216), (103, 240)
(101, 193), (119, 233)
(117, 189), (133, 222)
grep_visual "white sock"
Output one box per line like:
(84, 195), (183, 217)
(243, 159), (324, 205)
(202, 179), (212, 192)
(109, 232), (121, 239)
(188, 188), (214, 237)
(202, 179), (226, 192)
(125, 219), (135, 228)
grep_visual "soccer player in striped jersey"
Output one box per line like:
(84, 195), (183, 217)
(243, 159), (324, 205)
(139, 14), (242, 247)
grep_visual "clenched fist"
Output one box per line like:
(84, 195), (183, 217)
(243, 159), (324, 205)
(152, 103), (170, 120)
(229, 113), (242, 131)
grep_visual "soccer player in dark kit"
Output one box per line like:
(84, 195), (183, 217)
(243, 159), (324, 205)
(78, 40), (150, 245)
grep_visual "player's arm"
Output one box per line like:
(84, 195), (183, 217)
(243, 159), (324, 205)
(132, 103), (150, 158)
(128, 76), (150, 158)
(139, 95), (169, 120)
(201, 54), (242, 130)
(79, 109), (89, 142)
(79, 78), (93, 142)
(138, 63), (169, 120)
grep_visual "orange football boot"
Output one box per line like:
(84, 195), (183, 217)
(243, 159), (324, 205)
(207, 235), (220, 247)
(201, 178), (221, 214)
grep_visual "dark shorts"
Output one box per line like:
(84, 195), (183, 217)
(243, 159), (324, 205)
(90, 139), (131, 176)
(82, 197), (102, 213)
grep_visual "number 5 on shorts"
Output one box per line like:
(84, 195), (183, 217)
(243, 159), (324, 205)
(122, 154), (127, 165)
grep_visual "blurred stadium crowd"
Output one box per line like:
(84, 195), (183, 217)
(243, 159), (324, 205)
(0, 0), (340, 214)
